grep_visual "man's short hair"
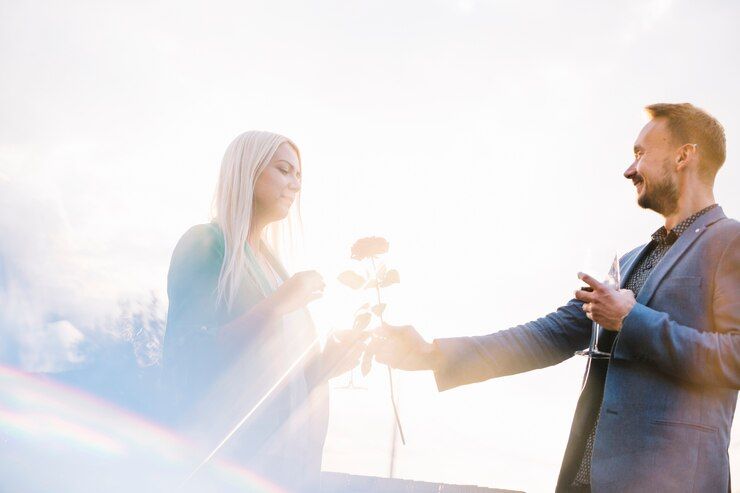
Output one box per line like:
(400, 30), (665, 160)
(645, 103), (726, 181)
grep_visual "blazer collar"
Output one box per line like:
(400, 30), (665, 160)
(261, 242), (290, 281)
(633, 205), (726, 306)
(242, 240), (290, 297)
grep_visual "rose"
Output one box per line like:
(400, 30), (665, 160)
(351, 237), (389, 260)
(339, 234), (406, 445)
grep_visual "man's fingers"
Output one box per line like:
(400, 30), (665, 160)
(575, 289), (595, 302)
(372, 326), (391, 338)
(373, 323), (404, 339)
(578, 272), (603, 290)
(367, 335), (402, 366)
(375, 347), (402, 366)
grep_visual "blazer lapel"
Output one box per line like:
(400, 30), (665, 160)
(243, 242), (276, 296)
(261, 242), (290, 282)
(619, 245), (650, 289)
(635, 206), (727, 306)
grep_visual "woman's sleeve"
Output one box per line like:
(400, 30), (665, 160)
(161, 224), (224, 411)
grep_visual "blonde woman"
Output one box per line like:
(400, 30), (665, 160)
(162, 131), (361, 491)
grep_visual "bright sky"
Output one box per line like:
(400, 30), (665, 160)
(1, 0), (739, 491)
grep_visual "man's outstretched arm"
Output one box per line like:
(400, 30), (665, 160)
(372, 298), (591, 391)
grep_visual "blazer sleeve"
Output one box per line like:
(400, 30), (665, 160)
(164, 225), (224, 343)
(161, 225), (225, 412)
(612, 230), (740, 389)
(433, 298), (592, 391)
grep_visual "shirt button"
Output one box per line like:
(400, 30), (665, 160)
(695, 228), (701, 233)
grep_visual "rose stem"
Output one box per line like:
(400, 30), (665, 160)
(370, 256), (406, 456)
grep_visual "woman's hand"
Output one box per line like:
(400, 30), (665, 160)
(223, 271), (325, 346)
(268, 270), (326, 316)
(321, 329), (369, 379)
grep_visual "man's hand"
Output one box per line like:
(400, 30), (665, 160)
(575, 272), (636, 331)
(367, 323), (438, 371)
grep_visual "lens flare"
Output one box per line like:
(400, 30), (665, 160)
(182, 337), (320, 486)
(0, 365), (286, 493)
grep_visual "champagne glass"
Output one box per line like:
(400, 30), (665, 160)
(337, 366), (367, 390)
(575, 252), (620, 359)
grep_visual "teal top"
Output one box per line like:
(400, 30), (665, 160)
(162, 223), (328, 491)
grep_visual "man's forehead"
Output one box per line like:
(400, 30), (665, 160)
(634, 117), (670, 147)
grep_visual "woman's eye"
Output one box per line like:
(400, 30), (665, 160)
(279, 168), (289, 175)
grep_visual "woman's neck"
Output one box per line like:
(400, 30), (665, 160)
(248, 215), (268, 254)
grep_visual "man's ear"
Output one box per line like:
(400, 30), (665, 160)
(676, 143), (698, 171)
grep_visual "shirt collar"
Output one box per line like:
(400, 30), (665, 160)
(650, 203), (719, 245)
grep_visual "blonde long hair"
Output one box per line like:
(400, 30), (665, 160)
(212, 131), (301, 310)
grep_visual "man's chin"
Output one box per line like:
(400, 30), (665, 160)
(637, 194), (678, 216)
(637, 193), (660, 213)
(637, 192), (650, 210)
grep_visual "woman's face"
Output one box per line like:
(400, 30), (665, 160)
(253, 142), (302, 224)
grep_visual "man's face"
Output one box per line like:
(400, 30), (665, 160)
(624, 118), (680, 216)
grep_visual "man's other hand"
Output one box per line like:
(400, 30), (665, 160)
(575, 272), (637, 331)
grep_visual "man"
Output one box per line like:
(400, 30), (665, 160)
(371, 103), (739, 492)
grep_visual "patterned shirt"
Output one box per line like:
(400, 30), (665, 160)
(572, 203), (719, 487)
(624, 203), (719, 295)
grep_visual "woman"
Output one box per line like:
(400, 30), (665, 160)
(162, 131), (361, 491)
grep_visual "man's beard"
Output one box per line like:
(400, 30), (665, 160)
(637, 160), (679, 216)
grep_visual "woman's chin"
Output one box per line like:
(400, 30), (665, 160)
(266, 208), (291, 223)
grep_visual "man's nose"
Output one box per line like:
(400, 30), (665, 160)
(623, 162), (637, 179)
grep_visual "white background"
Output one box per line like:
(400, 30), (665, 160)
(1, 0), (738, 491)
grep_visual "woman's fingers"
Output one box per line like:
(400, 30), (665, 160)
(306, 291), (323, 304)
(296, 270), (324, 288)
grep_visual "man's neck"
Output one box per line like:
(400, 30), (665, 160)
(663, 188), (716, 231)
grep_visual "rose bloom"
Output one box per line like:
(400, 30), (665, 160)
(351, 236), (389, 260)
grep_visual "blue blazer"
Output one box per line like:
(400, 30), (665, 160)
(433, 206), (739, 492)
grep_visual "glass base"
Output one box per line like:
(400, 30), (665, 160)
(575, 348), (611, 359)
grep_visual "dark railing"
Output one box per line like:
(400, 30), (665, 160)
(321, 472), (523, 493)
